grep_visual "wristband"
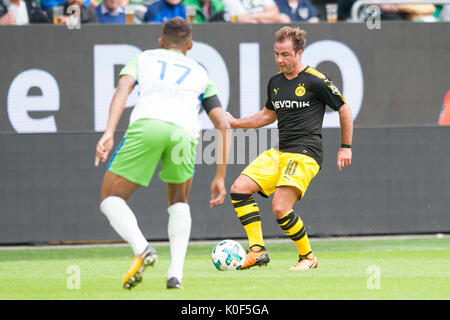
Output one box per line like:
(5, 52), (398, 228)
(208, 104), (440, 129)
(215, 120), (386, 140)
(341, 144), (351, 149)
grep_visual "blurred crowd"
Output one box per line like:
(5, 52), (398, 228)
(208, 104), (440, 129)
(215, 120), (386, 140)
(1, 0), (449, 25)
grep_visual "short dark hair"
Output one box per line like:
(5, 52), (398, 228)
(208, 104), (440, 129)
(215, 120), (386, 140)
(274, 26), (307, 52)
(162, 18), (192, 47)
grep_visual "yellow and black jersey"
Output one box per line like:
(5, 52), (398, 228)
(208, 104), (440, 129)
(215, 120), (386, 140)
(265, 66), (346, 166)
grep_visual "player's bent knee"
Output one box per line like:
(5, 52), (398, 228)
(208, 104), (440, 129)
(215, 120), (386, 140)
(230, 180), (250, 194)
(272, 203), (291, 219)
(229, 182), (240, 194)
(230, 175), (261, 195)
(100, 196), (126, 215)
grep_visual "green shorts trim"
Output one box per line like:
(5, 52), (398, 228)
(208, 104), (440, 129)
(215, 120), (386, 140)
(107, 119), (196, 186)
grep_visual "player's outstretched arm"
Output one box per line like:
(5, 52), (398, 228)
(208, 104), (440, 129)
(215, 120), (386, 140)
(94, 75), (135, 167)
(337, 103), (353, 171)
(225, 107), (276, 129)
(207, 107), (232, 208)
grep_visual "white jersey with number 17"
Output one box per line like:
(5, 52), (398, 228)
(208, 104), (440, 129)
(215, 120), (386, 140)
(119, 48), (219, 140)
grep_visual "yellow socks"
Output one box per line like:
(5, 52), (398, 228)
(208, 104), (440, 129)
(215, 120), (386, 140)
(277, 210), (312, 256)
(231, 193), (264, 248)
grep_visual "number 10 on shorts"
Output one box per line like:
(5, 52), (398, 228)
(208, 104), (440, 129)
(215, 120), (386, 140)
(284, 160), (298, 176)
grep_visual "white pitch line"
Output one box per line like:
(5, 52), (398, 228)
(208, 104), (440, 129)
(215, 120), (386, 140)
(0, 233), (446, 251)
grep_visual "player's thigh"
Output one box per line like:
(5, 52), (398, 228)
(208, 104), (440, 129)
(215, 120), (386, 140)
(166, 178), (193, 206)
(240, 148), (281, 197)
(108, 119), (166, 187)
(100, 170), (140, 202)
(277, 153), (320, 200)
(159, 126), (196, 185)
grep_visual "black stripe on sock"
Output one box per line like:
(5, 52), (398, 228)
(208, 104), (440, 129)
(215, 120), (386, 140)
(230, 193), (253, 201)
(291, 226), (306, 241)
(239, 211), (260, 223)
(299, 251), (312, 259)
(281, 215), (299, 231)
(276, 211), (295, 225)
(241, 216), (261, 226)
(232, 197), (256, 208)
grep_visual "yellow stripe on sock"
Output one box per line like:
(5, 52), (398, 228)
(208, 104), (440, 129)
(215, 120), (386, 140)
(234, 203), (259, 218)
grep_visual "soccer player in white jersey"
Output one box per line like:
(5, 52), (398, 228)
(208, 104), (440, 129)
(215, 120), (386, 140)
(94, 18), (230, 290)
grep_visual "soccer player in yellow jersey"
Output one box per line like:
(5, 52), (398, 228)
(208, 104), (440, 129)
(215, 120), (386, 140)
(226, 26), (353, 270)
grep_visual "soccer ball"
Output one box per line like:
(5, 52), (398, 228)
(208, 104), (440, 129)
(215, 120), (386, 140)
(211, 239), (246, 271)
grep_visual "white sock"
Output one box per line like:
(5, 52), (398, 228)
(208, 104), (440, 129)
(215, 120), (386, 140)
(100, 196), (148, 256)
(167, 202), (191, 282)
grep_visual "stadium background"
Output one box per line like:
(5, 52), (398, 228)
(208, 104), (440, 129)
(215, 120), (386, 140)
(0, 22), (449, 244)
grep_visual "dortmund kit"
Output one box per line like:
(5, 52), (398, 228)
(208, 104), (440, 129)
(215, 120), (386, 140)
(242, 66), (346, 198)
(233, 66), (346, 258)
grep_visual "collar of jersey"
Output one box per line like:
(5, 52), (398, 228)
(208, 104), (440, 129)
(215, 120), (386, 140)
(282, 65), (310, 80)
(163, 48), (184, 56)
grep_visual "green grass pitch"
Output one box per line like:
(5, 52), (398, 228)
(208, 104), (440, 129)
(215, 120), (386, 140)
(0, 237), (448, 300)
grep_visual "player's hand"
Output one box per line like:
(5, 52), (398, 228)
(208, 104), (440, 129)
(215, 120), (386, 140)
(0, 13), (16, 25)
(210, 176), (226, 208)
(95, 132), (114, 167)
(337, 148), (352, 172)
(225, 112), (238, 128)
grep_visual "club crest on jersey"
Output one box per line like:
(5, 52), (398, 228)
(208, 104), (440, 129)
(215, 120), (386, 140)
(295, 85), (306, 97)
